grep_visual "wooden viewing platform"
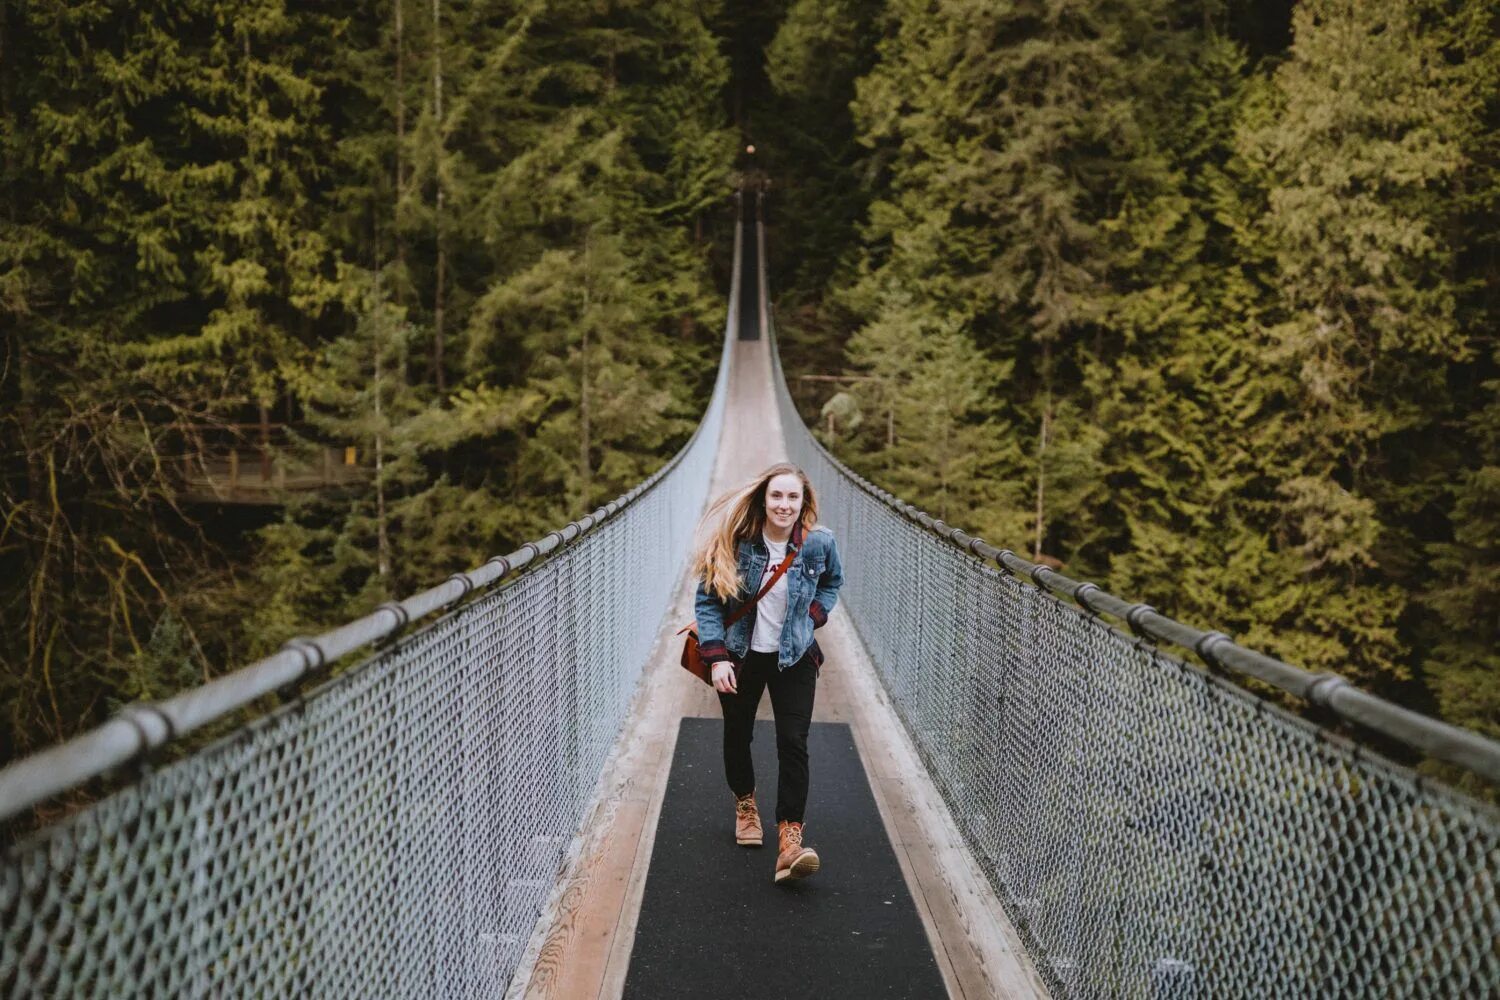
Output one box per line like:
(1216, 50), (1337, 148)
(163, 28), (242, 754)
(177, 445), (369, 505)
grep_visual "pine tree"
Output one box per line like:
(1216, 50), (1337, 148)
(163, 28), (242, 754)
(761, 0), (883, 298)
(839, 300), (1031, 542)
(837, 0), (1181, 569)
(0, 0), (736, 765)
(0, 0), (335, 759)
(245, 0), (735, 641)
(1061, 19), (1277, 640)
(1231, 0), (1474, 686)
(1419, 0), (1500, 772)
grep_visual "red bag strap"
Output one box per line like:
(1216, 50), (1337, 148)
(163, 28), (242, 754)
(725, 534), (799, 628)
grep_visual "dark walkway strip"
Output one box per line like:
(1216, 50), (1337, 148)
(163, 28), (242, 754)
(738, 194), (760, 339)
(623, 717), (948, 999)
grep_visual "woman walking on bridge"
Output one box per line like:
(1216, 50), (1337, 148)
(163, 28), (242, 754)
(691, 463), (845, 884)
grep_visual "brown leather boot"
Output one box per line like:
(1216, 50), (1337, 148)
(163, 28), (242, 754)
(774, 820), (820, 883)
(734, 791), (763, 846)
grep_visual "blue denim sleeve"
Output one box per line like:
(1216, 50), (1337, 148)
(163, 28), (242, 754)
(809, 534), (844, 627)
(693, 578), (733, 663)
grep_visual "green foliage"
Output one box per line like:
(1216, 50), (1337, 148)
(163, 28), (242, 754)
(5, 0), (1497, 790)
(1222, 0), (1488, 684)
(838, 301), (1030, 541)
(836, 0), (1184, 568)
(768, 0), (1500, 762)
(1418, 0), (1500, 780)
(247, 0), (736, 639)
(2, 0), (338, 761)
(0, 0), (735, 766)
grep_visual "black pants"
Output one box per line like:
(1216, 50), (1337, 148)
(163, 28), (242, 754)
(717, 648), (818, 823)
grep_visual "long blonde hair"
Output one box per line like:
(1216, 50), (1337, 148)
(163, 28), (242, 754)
(691, 463), (820, 602)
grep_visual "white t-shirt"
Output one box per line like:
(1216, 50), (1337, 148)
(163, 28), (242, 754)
(749, 531), (791, 652)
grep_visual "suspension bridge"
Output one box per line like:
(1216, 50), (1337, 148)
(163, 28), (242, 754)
(1, 192), (1496, 999)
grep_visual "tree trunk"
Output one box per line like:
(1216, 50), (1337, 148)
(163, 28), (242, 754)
(1034, 343), (1052, 562)
(939, 417), (949, 522)
(580, 260), (591, 512)
(434, 220), (446, 393)
(259, 402), (271, 482)
(431, 0), (446, 394)
(375, 324), (390, 580)
(373, 221), (391, 581)
(394, 0), (405, 304)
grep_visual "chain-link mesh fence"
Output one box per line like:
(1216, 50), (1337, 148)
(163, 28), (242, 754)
(0, 221), (739, 999)
(761, 222), (1500, 998)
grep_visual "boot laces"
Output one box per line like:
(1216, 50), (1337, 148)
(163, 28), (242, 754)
(736, 796), (757, 816)
(783, 823), (803, 847)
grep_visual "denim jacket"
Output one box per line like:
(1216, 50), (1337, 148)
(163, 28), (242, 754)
(694, 521), (845, 672)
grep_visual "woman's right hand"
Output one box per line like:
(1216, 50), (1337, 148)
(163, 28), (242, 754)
(711, 662), (738, 694)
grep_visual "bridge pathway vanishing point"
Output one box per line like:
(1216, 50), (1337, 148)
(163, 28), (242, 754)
(505, 214), (1045, 997)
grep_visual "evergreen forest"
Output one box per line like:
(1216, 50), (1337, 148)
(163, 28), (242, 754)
(2, 0), (1497, 798)
(759, 0), (1499, 794)
(1, 0), (737, 782)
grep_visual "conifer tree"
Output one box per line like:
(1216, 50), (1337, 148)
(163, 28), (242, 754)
(1073, 22), (1278, 637)
(839, 301), (1031, 541)
(838, 0), (1176, 568)
(770, 0), (1499, 752)
(1419, 0), (1500, 766)
(245, 0), (734, 641)
(1232, 0), (1474, 685)
(762, 0), (883, 299)
(1, 0), (735, 764)
(1, 0), (334, 758)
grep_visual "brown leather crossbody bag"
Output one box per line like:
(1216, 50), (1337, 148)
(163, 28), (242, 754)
(678, 546), (798, 685)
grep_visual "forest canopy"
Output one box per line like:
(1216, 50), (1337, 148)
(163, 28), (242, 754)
(0, 0), (736, 769)
(758, 0), (1499, 792)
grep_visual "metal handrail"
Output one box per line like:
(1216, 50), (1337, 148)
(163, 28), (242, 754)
(0, 468), (687, 828)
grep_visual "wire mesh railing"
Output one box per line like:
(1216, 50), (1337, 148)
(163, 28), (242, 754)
(760, 211), (1500, 998)
(0, 215), (741, 998)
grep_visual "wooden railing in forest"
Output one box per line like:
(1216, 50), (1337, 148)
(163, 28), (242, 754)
(171, 423), (369, 504)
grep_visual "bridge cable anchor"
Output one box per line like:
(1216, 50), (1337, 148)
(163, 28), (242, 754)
(1304, 678), (1356, 754)
(277, 636), (331, 696)
(1124, 603), (1158, 651)
(1193, 631), (1232, 672)
(281, 636), (328, 673)
(116, 703), (178, 773)
(445, 572), (475, 605)
(375, 601), (411, 647)
(1072, 582), (1102, 617)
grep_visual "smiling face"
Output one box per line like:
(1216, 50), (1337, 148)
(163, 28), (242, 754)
(762, 473), (804, 533)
